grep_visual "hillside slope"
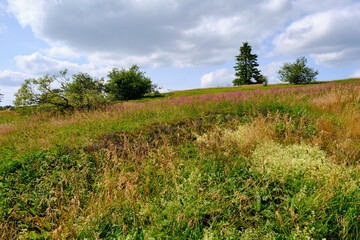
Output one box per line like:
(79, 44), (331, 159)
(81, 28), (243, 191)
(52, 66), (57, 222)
(1, 79), (360, 239)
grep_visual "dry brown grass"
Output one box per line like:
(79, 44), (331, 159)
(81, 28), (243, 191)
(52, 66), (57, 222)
(309, 85), (360, 165)
(0, 110), (19, 118)
(196, 115), (280, 158)
(50, 137), (181, 238)
(311, 85), (360, 113)
(0, 123), (16, 136)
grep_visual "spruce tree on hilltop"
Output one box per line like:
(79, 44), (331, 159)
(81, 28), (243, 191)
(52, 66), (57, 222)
(233, 42), (263, 85)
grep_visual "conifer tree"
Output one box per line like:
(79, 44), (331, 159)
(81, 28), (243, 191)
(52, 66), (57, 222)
(233, 42), (262, 85)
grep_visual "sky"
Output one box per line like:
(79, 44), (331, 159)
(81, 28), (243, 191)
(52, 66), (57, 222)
(1, 0), (360, 105)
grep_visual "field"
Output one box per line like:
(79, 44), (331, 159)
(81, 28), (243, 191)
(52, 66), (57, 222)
(1, 79), (360, 239)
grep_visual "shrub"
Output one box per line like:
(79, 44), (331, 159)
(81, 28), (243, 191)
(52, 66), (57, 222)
(278, 57), (318, 84)
(106, 65), (157, 100)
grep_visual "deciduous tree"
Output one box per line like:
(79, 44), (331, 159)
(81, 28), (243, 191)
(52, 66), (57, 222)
(14, 70), (106, 111)
(278, 57), (318, 84)
(106, 65), (157, 100)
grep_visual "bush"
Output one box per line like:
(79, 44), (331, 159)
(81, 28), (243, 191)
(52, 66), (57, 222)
(106, 65), (157, 101)
(259, 74), (268, 86)
(278, 57), (318, 84)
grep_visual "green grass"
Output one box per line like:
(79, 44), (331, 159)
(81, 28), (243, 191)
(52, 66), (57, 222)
(1, 79), (360, 239)
(141, 78), (360, 101)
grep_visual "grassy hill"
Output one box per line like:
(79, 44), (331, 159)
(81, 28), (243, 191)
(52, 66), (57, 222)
(1, 79), (360, 239)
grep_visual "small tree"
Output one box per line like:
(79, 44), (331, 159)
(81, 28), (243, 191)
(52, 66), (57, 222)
(14, 70), (106, 111)
(14, 75), (70, 111)
(259, 74), (268, 86)
(233, 42), (263, 85)
(278, 57), (318, 84)
(64, 72), (106, 110)
(0, 89), (3, 103)
(106, 65), (157, 101)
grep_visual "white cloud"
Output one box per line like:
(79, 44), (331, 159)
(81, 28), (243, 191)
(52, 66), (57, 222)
(311, 47), (360, 66)
(10, 0), (358, 69)
(7, 0), (47, 33)
(7, 0), (298, 67)
(15, 52), (79, 75)
(263, 0), (289, 11)
(0, 70), (31, 105)
(0, 86), (20, 106)
(0, 70), (30, 86)
(272, 3), (360, 66)
(292, 0), (354, 13)
(4, 0), (360, 96)
(14, 52), (110, 77)
(42, 46), (82, 60)
(351, 70), (360, 78)
(259, 61), (287, 84)
(201, 68), (234, 88)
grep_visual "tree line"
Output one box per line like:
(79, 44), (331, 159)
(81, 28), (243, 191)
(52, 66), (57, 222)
(0, 45), (318, 110)
(233, 42), (318, 86)
(12, 65), (158, 112)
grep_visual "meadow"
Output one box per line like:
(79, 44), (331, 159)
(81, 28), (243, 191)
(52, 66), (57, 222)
(1, 79), (360, 239)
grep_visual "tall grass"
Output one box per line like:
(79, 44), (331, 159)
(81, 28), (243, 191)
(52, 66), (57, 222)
(1, 80), (360, 239)
(1, 81), (354, 153)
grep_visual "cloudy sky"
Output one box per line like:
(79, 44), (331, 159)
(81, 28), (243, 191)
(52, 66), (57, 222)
(1, 0), (360, 105)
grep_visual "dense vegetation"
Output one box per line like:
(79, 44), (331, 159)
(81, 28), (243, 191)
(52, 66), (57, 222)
(1, 79), (360, 239)
(13, 65), (158, 112)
